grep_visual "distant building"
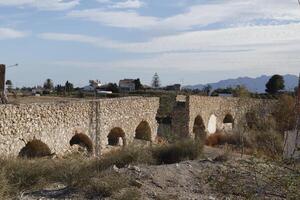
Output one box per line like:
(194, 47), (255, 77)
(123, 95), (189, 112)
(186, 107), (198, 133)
(82, 80), (102, 92)
(119, 79), (135, 92)
(164, 84), (181, 91)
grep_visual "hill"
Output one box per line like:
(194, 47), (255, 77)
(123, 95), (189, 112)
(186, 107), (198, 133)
(184, 74), (298, 93)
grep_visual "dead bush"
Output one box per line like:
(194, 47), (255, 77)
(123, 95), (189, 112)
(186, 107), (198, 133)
(18, 139), (52, 158)
(152, 139), (203, 164)
(205, 131), (224, 146)
(249, 130), (283, 159)
(81, 171), (130, 198)
(205, 131), (247, 147)
(94, 146), (155, 171)
(272, 94), (296, 133)
(70, 133), (94, 154)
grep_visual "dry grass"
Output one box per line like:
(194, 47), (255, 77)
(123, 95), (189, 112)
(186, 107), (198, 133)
(0, 139), (204, 198)
(208, 159), (300, 199)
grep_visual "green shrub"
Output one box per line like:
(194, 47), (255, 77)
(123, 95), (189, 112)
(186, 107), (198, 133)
(152, 140), (203, 164)
(18, 139), (52, 158)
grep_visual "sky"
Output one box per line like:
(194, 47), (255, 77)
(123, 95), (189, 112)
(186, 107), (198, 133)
(0, 0), (300, 87)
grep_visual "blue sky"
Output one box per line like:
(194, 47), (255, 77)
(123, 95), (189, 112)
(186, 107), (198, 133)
(0, 0), (300, 87)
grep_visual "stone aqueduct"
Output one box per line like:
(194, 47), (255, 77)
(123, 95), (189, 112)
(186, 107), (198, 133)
(0, 96), (272, 156)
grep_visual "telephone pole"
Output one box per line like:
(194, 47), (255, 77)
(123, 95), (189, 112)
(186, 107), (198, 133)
(295, 73), (300, 132)
(0, 64), (8, 104)
(0, 63), (18, 104)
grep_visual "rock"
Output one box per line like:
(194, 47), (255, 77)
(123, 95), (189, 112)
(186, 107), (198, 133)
(132, 180), (143, 188)
(112, 165), (119, 173)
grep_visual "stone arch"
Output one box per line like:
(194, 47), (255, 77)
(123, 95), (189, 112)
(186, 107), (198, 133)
(108, 127), (126, 146)
(193, 115), (206, 140)
(70, 133), (93, 153)
(223, 114), (234, 131)
(207, 114), (217, 134)
(135, 121), (152, 141)
(19, 139), (52, 158)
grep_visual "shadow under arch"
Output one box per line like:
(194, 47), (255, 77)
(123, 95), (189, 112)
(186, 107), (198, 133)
(108, 127), (126, 146)
(70, 133), (94, 153)
(193, 115), (206, 140)
(135, 121), (152, 141)
(19, 139), (52, 158)
(223, 113), (234, 131)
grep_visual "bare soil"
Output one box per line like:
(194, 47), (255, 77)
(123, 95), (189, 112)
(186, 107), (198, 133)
(21, 147), (299, 200)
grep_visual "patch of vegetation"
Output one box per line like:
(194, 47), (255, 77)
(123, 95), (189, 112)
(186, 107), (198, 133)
(0, 139), (205, 198)
(152, 140), (203, 164)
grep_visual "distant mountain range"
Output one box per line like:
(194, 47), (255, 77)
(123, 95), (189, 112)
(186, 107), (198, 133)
(184, 74), (299, 93)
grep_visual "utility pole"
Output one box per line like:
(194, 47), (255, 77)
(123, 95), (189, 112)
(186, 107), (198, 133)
(0, 63), (18, 104)
(0, 64), (8, 104)
(295, 73), (300, 133)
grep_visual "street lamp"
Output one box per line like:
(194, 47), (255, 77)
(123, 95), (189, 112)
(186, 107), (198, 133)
(7, 63), (18, 68)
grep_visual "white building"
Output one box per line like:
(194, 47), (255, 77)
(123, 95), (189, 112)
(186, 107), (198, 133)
(119, 79), (135, 92)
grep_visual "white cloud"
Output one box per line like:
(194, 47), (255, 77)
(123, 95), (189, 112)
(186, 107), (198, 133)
(68, 9), (157, 28)
(0, 28), (27, 39)
(39, 22), (300, 75)
(111, 0), (144, 9)
(0, 0), (80, 11)
(38, 23), (300, 53)
(68, 0), (300, 30)
(96, 0), (144, 9)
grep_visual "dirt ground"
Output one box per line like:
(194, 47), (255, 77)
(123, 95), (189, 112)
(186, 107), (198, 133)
(21, 146), (299, 200)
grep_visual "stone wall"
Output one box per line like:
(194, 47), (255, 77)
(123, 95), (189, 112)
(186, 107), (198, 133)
(171, 95), (274, 138)
(0, 97), (159, 156)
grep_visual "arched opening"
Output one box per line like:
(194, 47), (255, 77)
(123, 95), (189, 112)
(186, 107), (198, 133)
(19, 139), (52, 158)
(193, 115), (206, 140)
(223, 114), (234, 131)
(207, 114), (217, 134)
(108, 127), (126, 146)
(135, 121), (152, 141)
(70, 133), (93, 153)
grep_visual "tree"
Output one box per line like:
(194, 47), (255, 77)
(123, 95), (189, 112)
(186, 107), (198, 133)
(55, 84), (64, 95)
(152, 73), (161, 88)
(203, 84), (212, 96)
(5, 80), (12, 91)
(106, 83), (119, 93)
(65, 81), (74, 94)
(134, 78), (143, 90)
(233, 85), (250, 97)
(43, 79), (54, 91)
(265, 75), (285, 94)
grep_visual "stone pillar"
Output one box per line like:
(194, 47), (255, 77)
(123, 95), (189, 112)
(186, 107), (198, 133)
(0, 64), (8, 104)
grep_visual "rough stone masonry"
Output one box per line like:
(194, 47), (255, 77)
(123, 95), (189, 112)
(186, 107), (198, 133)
(0, 97), (159, 156)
